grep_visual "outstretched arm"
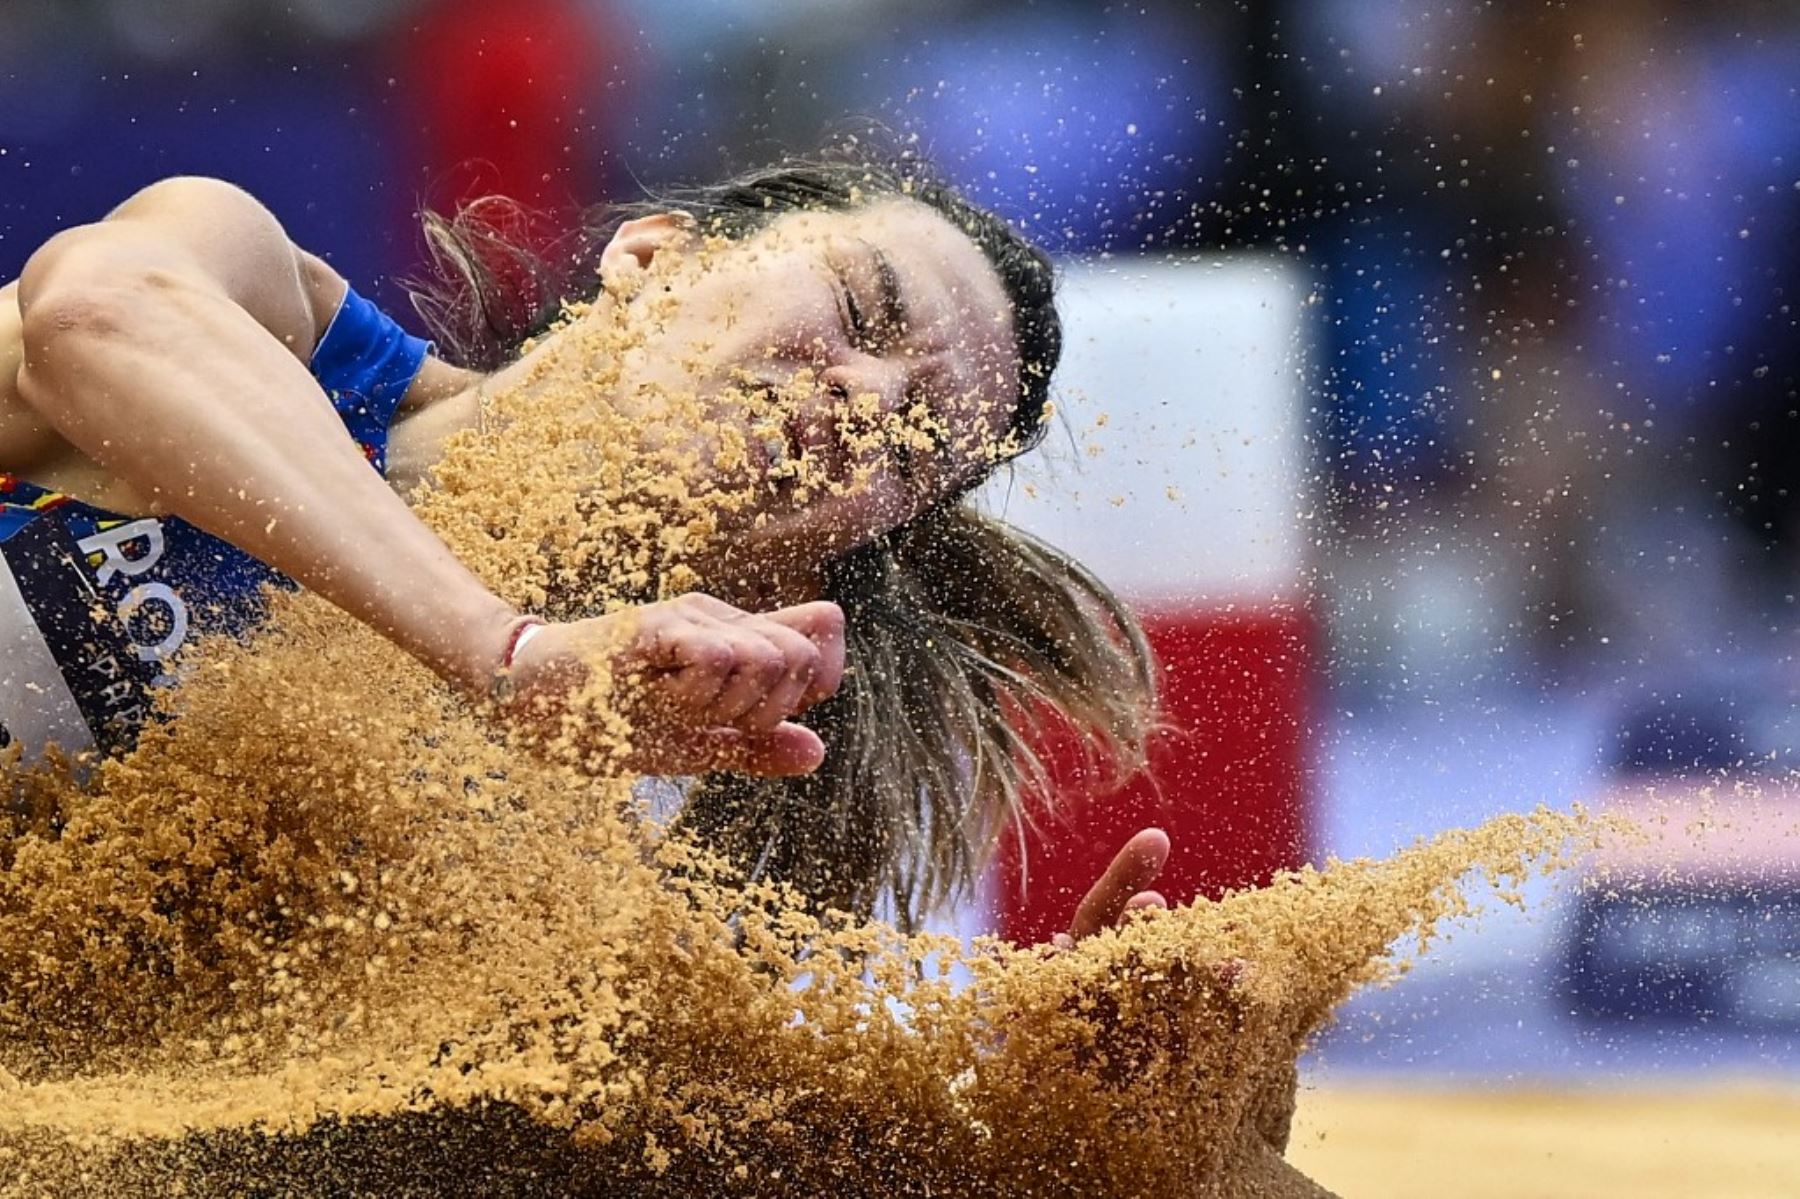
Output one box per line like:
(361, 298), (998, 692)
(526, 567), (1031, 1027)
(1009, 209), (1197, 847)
(11, 178), (842, 775)
(14, 176), (522, 689)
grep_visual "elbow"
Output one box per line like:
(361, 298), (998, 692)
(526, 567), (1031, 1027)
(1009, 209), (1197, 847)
(18, 234), (182, 380)
(15, 280), (136, 412)
(14, 265), (174, 430)
(20, 222), (189, 339)
(20, 286), (129, 351)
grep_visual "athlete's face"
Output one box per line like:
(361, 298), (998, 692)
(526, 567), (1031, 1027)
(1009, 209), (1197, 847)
(593, 198), (1024, 599)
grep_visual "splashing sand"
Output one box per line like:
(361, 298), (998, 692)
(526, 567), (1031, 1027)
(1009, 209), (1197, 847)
(0, 261), (1605, 1197)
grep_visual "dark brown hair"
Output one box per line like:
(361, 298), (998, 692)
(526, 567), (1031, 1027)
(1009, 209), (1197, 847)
(413, 147), (1059, 452)
(409, 146), (1154, 926)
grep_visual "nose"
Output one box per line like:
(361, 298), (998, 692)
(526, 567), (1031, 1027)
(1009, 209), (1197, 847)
(786, 359), (909, 476)
(817, 359), (907, 419)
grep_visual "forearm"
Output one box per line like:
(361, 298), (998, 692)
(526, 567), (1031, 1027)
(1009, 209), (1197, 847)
(17, 269), (516, 691)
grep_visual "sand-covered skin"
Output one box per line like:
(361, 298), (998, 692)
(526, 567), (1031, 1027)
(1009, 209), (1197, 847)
(0, 244), (1604, 1197)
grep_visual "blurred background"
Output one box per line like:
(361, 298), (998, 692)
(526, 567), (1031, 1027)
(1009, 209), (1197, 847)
(3, 1), (1798, 1194)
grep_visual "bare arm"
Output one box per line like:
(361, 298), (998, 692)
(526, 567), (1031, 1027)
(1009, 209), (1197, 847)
(11, 178), (846, 775)
(13, 177), (519, 689)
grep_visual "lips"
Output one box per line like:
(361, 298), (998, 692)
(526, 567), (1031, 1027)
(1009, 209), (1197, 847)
(792, 411), (864, 487)
(781, 412), (817, 462)
(736, 379), (850, 488)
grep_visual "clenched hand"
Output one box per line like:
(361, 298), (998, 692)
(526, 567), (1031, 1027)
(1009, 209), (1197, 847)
(495, 593), (847, 777)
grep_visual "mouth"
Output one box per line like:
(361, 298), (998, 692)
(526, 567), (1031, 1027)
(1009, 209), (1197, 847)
(731, 381), (788, 475)
(781, 413), (818, 468)
(788, 411), (864, 491)
(746, 425), (814, 502)
(736, 379), (853, 493)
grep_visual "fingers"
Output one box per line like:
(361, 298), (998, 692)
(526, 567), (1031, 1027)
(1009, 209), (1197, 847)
(1066, 827), (1171, 942)
(694, 617), (808, 730)
(634, 595), (845, 733)
(685, 601), (847, 728)
(1049, 887), (1168, 955)
(762, 600), (847, 707)
(637, 615), (743, 712)
(656, 722), (826, 777)
(514, 595), (847, 778)
(715, 722), (828, 776)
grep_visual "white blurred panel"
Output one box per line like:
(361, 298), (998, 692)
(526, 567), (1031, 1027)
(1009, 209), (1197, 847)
(978, 255), (1311, 605)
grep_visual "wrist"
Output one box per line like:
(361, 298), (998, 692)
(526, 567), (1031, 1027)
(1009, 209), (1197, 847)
(406, 591), (525, 696)
(488, 614), (548, 704)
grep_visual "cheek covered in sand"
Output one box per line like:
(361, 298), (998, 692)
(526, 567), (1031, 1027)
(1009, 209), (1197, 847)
(0, 294), (1604, 1198)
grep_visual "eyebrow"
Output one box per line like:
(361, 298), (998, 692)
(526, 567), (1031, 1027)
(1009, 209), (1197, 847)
(861, 240), (908, 341)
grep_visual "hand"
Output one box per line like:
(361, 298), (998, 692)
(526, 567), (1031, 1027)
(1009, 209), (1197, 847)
(1051, 827), (1171, 951)
(1042, 828), (1251, 1093)
(496, 592), (846, 777)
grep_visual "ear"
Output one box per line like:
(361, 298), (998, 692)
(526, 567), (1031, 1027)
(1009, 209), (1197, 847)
(599, 212), (695, 280)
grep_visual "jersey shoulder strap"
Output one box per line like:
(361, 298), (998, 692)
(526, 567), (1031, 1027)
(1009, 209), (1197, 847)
(307, 286), (433, 474)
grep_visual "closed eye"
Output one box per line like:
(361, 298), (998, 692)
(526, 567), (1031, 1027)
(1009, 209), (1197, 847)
(834, 270), (871, 348)
(833, 245), (903, 354)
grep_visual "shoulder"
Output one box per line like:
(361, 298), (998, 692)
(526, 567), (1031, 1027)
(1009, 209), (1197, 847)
(293, 248), (351, 352)
(69, 177), (350, 361)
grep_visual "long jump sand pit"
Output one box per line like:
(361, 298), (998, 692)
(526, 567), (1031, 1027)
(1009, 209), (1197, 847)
(1289, 1082), (1800, 1199)
(0, 744), (1596, 1198)
(0, 574), (1598, 1198)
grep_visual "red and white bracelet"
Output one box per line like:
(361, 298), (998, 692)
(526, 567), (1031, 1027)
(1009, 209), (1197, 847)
(489, 614), (547, 703)
(500, 615), (547, 670)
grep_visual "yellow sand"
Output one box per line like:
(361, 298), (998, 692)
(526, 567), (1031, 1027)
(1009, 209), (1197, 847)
(0, 249), (1615, 1196)
(1290, 1083), (1800, 1199)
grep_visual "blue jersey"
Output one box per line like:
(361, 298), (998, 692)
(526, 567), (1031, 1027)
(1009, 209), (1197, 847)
(0, 286), (431, 761)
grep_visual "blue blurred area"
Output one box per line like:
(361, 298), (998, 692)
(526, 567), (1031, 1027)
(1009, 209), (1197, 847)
(0, 2), (1246, 277)
(0, 56), (412, 305)
(823, 5), (1231, 249)
(1311, 202), (1463, 493)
